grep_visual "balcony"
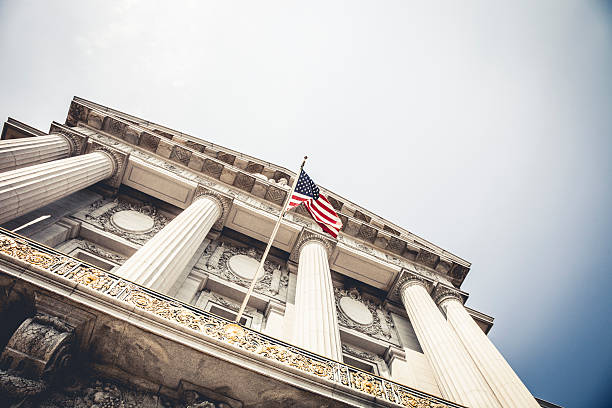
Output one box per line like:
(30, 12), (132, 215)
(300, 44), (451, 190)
(0, 227), (463, 408)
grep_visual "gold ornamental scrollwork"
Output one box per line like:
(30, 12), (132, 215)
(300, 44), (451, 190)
(350, 371), (384, 397)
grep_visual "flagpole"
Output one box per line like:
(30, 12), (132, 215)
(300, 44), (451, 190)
(235, 156), (307, 323)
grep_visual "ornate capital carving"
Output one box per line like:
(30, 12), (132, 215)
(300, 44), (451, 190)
(397, 274), (431, 293)
(89, 141), (129, 188)
(289, 228), (337, 262)
(433, 284), (466, 307)
(49, 123), (88, 156)
(387, 268), (434, 303)
(193, 185), (233, 231)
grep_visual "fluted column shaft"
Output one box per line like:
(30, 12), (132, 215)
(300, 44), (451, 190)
(0, 151), (115, 224)
(0, 134), (74, 172)
(115, 195), (221, 294)
(293, 240), (342, 361)
(399, 281), (501, 407)
(441, 297), (540, 407)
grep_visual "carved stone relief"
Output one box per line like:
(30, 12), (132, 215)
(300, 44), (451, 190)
(83, 198), (169, 245)
(197, 241), (288, 299)
(0, 313), (75, 403)
(334, 287), (397, 343)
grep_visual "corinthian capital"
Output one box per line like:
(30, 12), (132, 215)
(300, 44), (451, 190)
(50, 123), (88, 156)
(289, 228), (337, 262)
(193, 185), (233, 231)
(89, 142), (130, 188)
(433, 284), (467, 306)
(387, 268), (435, 302)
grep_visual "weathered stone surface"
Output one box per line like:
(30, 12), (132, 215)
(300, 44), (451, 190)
(156, 138), (174, 158)
(123, 126), (141, 145)
(170, 145), (192, 166)
(87, 111), (104, 129)
(245, 161), (264, 174)
(216, 151), (235, 165)
(188, 152), (206, 171)
(264, 185), (287, 206)
(138, 132), (160, 152)
(202, 159), (223, 179)
(102, 117), (127, 137)
(353, 210), (371, 223)
(219, 167), (236, 185)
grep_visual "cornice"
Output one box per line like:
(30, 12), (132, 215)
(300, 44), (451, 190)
(193, 184), (233, 231)
(289, 228), (337, 262)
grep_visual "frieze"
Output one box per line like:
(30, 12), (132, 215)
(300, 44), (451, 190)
(66, 101), (91, 126)
(198, 241), (288, 298)
(0, 231), (459, 408)
(84, 198), (170, 245)
(334, 287), (396, 341)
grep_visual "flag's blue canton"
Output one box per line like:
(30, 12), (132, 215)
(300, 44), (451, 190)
(295, 170), (320, 200)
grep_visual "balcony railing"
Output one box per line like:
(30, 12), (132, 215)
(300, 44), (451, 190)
(0, 227), (463, 408)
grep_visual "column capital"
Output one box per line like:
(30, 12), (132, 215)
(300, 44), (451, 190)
(88, 141), (130, 188)
(433, 284), (468, 307)
(49, 122), (88, 156)
(387, 269), (435, 303)
(289, 228), (336, 262)
(193, 185), (233, 231)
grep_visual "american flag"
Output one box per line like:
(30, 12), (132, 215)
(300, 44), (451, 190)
(287, 170), (343, 238)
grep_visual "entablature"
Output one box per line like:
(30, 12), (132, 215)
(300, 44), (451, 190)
(65, 97), (471, 287)
(51, 120), (464, 293)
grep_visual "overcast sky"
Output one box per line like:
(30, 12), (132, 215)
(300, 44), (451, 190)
(1, 1), (611, 406)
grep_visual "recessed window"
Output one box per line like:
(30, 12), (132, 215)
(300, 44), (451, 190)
(205, 302), (252, 327)
(71, 250), (116, 271)
(343, 354), (379, 375)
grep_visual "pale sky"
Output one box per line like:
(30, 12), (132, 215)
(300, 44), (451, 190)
(1, 1), (611, 406)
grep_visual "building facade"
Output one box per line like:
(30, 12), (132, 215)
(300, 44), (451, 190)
(0, 97), (552, 407)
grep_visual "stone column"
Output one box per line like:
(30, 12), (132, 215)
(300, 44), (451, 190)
(115, 188), (229, 294)
(291, 230), (342, 361)
(0, 151), (117, 225)
(399, 277), (501, 408)
(437, 290), (540, 408)
(0, 133), (80, 172)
